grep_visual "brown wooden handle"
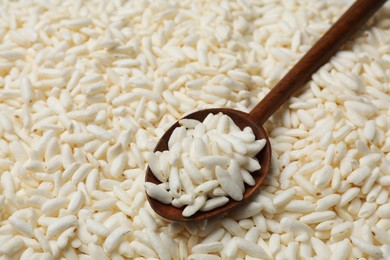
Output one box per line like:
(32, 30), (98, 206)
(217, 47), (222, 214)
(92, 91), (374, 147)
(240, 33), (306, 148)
(249, 0), (387, 125)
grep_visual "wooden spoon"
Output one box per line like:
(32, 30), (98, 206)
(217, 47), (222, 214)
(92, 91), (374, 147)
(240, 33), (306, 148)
(145, 0), (387, 222)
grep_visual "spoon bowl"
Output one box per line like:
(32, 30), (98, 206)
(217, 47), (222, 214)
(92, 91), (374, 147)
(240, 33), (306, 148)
(145, 108), (271, 222)
(145, 0), (386, 221)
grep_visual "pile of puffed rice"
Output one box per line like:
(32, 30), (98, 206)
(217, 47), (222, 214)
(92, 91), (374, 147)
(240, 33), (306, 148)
(145, 113), (266, 217)
(0, 0), (390, 259)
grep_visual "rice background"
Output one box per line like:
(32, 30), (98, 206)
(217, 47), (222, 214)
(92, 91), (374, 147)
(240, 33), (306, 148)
(0, 0), (390, 259)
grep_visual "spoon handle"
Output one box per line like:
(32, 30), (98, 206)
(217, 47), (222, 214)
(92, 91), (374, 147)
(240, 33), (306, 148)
(249, 0), (387, 125)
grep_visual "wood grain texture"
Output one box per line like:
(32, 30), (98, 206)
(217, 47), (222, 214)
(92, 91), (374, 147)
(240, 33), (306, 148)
(249, 0), (387, 125)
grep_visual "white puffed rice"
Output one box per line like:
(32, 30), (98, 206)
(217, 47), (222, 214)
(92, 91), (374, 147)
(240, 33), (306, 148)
(0, 0), (389, 259)
(146, 113), (265, 216)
